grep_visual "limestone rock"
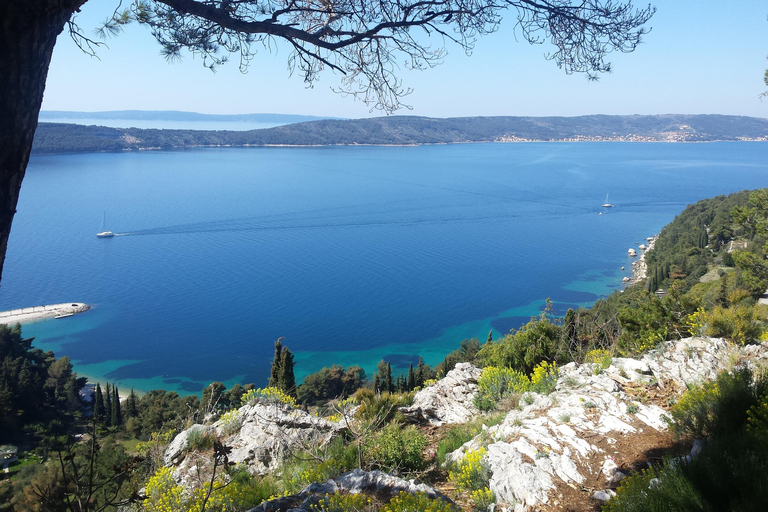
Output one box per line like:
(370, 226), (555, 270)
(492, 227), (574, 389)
(445, 337), (768, 511)
(166, 401), (344, 477)
(400, 362), (482, 426)
(164, 424), (214, 466)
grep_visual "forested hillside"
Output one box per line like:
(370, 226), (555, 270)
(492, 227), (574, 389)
(31, 114), (768, 154)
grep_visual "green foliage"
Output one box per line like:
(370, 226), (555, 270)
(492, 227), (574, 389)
(218, 409), (243, 436)
(142, 465), (272, 512)
(0, 324), (85, 441)
(436, 413), (505, 466)
(435, 338), (482, 377)
(312, 492), (371, 511)
(529, 360), (559, 394)
(186, 428), (216, 452)
(703, 303), (766, 344)
(473, 366), (530, 411)
(478, 303), (563, 374)
(280, 437), (358, 494)
(353, 388), (412, 424)
(268, 339), (297, 398)
(364, 423), (426, 474)
(297, 364), (366, 404)
(584, 348), (612, 374)
(449, 448), (490, 493)
(242, 387), (297, 408)
(606, 367), (768, 512)
(381, 491), (459, 512)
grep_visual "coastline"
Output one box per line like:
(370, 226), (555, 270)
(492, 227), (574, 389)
(627, 235), (657, 286)
(0, 302), (90, 325)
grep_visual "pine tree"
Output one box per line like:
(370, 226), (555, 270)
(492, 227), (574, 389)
(268, 338), (284, 388)
(104, 383), (112, 427)
(112, 386), (122, 427)
(407, 364), (415, 391)
(279, 347), (296, 398)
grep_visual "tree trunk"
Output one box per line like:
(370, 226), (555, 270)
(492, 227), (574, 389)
(0, 1), (85, 289)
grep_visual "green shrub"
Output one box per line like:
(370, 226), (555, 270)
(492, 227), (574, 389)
(381, 491), (459, 512)
(669, 368), (768, 439)
(436, 413), (505, 465)
(530, 360), (559, 394)
(704, 304), (766, 345)
(584, 348), (612, 374)
(353, 388), (412, 424)
(280, 437), (357, 494)
(312, 492), (371, 511)
(473, 366), (530, 411)
(218, 409), (243, 435)
(448, 447), (489, 492)
(186, 428), (215, 451)
(364, 423), (426, 474)
(242, 387), (297, 407)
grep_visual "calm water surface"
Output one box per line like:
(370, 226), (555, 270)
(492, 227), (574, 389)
(2, 142), (766, 393)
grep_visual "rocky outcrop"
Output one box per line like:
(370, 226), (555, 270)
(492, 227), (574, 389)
(165, 400), (345, 477)
(246, 469), (453, 512)
(446, 337), (768, 511)
(400, 362), (482, 425)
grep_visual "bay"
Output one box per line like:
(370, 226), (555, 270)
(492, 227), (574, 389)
(2, 142), (766, 394)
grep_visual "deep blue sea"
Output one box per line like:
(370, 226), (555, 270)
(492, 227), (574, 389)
(2, 142), (766, 394)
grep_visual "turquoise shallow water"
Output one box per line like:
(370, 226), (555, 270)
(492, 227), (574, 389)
(2, 142), (766, 394)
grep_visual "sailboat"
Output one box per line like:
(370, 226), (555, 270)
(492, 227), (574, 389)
(96, 212), (115, 238)
(602, 193), (615, 208)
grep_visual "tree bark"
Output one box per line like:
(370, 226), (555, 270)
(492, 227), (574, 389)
(0, 0), (85, 289)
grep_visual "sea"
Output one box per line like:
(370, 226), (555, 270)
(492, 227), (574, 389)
(2, 140), (766, 395)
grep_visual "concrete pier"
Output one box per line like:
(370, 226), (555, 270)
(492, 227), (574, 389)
(0, 303), (90, 325)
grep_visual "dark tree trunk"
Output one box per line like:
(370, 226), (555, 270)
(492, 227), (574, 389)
(0, 1), (85, 288)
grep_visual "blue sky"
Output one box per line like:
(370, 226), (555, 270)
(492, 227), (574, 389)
(42, 1), (768, 118)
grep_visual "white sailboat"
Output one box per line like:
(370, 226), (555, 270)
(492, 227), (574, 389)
(96, 212), (115, 238)
(602, 193), (615, 208)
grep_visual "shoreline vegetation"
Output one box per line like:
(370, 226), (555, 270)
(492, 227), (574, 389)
(31, 114), (768, 155)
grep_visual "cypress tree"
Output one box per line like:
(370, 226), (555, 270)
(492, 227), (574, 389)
(487, 330), (493, 344)
(415, 358), (426, 388)
(279, 347), (296, 397)
(125, 389), (138, 418)
(385, 362), (393, 393)
(112, 386), (122, 426)
(268, 338), (284, 388)
(407, 364), (415, 391)
(104, 383), (112, 427)
(94, 383), (105, 422)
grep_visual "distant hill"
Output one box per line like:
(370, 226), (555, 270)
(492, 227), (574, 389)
(38, 110), (333, 124)
(31, 114), (768, 154)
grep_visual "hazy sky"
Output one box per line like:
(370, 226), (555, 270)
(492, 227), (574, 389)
(42, 1), (768, 119)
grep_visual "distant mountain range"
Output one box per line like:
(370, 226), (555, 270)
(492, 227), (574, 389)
(31, 114), (768, 154)
(38, 110), (333, 124)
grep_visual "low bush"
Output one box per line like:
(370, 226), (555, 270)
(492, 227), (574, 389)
(242, 387), (297, 408)
(364, 423), (426, 474)
(473, 366), (531, 411)
(704, 304), (766, 345)
(381, 491), (459, 512)
(436, 413), (505, 465)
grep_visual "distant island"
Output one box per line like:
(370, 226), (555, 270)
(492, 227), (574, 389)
(31, 114), (768, 154)
(38, 110), (334, 124)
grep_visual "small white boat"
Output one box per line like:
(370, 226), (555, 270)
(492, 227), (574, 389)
(54, 312), (74, 319)
(602, 193), (614, 208)
(97, 212), (115, 238)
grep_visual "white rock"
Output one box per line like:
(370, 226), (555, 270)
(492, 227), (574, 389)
(400, 362), (482, 425)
